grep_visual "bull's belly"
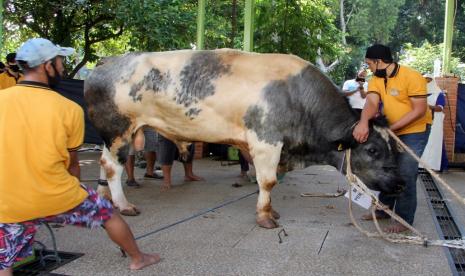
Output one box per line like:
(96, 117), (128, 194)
(139, 115), (246, 146)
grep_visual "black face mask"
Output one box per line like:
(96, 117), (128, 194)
(374, 62), (387, 78)
(46, 63), (62, 89)
(9, 65), (20, 73)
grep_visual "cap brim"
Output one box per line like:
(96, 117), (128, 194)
(58, 47), (75, 57)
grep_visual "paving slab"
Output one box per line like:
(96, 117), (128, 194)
(30, 151), (458, 275)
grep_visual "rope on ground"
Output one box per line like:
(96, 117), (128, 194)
(346, 145), (465, 249)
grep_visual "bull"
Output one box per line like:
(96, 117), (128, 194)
(84, 49), (404, 229)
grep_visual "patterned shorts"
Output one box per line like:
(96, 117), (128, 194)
(0, 186), (113, 270)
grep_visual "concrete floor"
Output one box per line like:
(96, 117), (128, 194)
(30, 151), (462, 276)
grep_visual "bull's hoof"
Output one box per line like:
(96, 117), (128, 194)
(271, 209), (281, 220)
(257, 218), (279, 229)
(120, 208), (141, 216)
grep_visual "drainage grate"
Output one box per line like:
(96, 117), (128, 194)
(419, 169), (465, 275)
(14, 249), (83, 276)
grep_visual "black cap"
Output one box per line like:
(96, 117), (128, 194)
(6, 53), (16, 64)
(365, 44), (393, 62)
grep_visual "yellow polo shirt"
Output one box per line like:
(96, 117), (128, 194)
(0, 71), (24, 90)
(0, 82), (88, 223)
(367, 65), (430, 135)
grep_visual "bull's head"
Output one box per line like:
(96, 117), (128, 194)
(345, 117), (405, 195)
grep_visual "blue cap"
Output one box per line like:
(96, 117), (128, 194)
(16, 38), (75, 68)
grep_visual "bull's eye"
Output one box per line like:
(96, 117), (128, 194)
(367, 148), (377, 155)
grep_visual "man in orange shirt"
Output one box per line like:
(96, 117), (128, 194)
(0, 53), (24, 89)
(0, 38), (160, 275)
(353, 44), (430, 233)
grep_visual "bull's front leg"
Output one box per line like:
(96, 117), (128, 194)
(249, 136), (283, 229)
(100, 146), (140, 216)
(97, 165), (112, 201)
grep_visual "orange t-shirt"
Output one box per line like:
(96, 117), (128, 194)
(0, 82), (87, 222)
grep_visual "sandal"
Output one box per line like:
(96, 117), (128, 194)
(144, 173), (163, 179)
(126, 179), (141, 188)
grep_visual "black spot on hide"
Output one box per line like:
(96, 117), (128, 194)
(129, 68), (172, 102)
(177, 52), (231, 113)
(84, 54), (135, 151)
(243, 65), (359, 150)
(117, 143), (130, 164)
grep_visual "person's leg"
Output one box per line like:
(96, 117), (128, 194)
(183, 162), (204, 181)
(143, 129), (162, 179)
(125, 145), (140, 187)
(385, 130), (429, 233)
(48, 186), (160, 270)
(125, 154), (140, 187)
(182, 144), (204, 181)
(158, 135), (176, 191)
(0, 222), (37, 275)
(125, 154), (135, 180)
(161, 165), (173, 191)
(238, 151), (249, 177)
(103, 212), (160, 269)
(0, 268), (12, 276)
(144, 151), (162, 178)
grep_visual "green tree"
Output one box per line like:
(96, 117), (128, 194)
(254, 0), (341, 66)
(399, 42), (464, 80)
(392, 0), (465, 62)
(116, 0), (197, 52)
(328, 0), (406, 83)
(4, 0), (124, 77)
(203, 0), (245, 49)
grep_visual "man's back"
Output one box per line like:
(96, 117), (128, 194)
(0, 82), (87, 223)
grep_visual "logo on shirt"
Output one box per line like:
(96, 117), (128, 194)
(389, 88), (399, 96)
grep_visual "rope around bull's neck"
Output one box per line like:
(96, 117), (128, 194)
(345, 134), (465, 249)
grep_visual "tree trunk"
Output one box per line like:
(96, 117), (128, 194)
(230, 0), (237, 48)
(316, 0), (346, 72)
(340, 0), (347, 45)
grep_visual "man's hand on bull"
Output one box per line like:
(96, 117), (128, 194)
(352, 121), (369, 143)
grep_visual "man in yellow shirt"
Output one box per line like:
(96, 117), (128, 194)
(0, 53), (24, 89)
(0, 38), (160, 275)
(353, 44), (430, 233)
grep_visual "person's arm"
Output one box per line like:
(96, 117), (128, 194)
(431, 105), (443, 112)
(433, 93), (446, 112)
(343, 90), (357, 96)
(359, 85), (367, 99)
(389, 97), (427, 131)
(353, 93), (380, 143)
(68, 150), (81, 180)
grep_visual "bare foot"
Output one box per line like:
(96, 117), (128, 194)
(361, 212), (390, 221)
(184, 174), (204, 181)
(383, 222), (409, 233)
(129, 253), (161, 270)
(160, 183), (171, 192)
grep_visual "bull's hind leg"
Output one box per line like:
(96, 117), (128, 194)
(100, 142), (140, 216)
(249, 136), (283, 229)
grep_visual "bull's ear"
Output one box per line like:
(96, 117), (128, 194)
(332, 134), (358, 151)
(369, 116), (389, 128)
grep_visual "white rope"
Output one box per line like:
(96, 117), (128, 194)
(386, 129), (465, 206)
(345, 148), (465, 249)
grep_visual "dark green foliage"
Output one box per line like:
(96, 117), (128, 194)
(254, 0), (341, 63)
